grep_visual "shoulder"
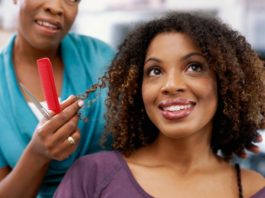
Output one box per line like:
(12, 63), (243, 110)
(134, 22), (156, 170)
(64, 33), (115, 55)
(69, 151), (123, 177)
(241, 168), (265, 197)
(77, 151), (121, 166)
(56, 151), (124, 197)
(62, 33), (115, 70)
(0, 34), (15, 78)
(0, 34), (16, 55)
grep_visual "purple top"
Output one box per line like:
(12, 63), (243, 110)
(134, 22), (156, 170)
(54, 151), (265, 198)
(252, 187), (265, 198)
(54, 151), (152, 198)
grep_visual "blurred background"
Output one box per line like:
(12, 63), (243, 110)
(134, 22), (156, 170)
(0, 0), (265, 175)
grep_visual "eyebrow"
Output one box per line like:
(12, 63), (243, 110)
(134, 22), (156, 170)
(144, 52), (205, 64)
(144, 57), (161, 64)
(181, 52), (205, 60)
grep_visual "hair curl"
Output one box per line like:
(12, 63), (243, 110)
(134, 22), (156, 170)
(86, 12), (265, 158)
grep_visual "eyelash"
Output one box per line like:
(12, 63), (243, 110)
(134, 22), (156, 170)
(65, 0), (81, 5)
(146, 67), (162, 76)
(186, 62), (204, 73)
(144, 62), (207, 78)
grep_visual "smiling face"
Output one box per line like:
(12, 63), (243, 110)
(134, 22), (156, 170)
(142, 32), (217, 140)
(16, 0), (79, 50)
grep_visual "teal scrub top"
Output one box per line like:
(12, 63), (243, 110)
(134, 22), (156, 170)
(0, 33), (115, 197)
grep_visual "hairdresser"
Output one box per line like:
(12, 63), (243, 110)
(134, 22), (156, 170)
(0, 0), (114, 197)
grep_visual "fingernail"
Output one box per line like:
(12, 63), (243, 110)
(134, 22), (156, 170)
(78, 100), (84, 107)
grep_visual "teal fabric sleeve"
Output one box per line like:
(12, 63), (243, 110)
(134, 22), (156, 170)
(0, 148), (8, 168)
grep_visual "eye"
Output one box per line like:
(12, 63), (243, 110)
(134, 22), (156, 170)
(147, 67), (162, 76)
(187, 62), (203, 73)
(64, 0), (81, 5)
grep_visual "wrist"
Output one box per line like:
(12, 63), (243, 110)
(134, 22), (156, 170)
(25, 143), (52, 167)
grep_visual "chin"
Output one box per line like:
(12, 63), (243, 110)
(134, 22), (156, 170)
(158, 127), (195, 139)
(158, 122), (211, 140)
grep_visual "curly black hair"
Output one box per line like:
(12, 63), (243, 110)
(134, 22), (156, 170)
(85, 12), (265, 158)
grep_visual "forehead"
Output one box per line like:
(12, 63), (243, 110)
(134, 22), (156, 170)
(146, 32), (202, 58)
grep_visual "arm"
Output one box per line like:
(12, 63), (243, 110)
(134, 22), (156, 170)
(0, 149), (50, 198)
(0, 96), (83, 198)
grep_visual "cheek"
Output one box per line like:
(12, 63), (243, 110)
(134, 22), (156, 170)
(64, 10), (78, 29)
(141, 80), (159, 107)
(142, 83), (156, 117)
(17, 1), (39, 30)
(141, 82), (157, 125)
(17, 7), (31, 34)
(198, 79), (218, 111)
(141, 82), (150, 107)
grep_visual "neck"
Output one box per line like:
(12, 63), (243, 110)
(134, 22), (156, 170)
(131, 127), (220, 173)
(152, 134), (215, 169)
(14, 34), (60, 67)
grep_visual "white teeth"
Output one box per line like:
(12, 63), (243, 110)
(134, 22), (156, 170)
(163, 104), (192, 112)
(37, 20), (58, 30)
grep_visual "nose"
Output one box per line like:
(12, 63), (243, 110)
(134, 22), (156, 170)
(44, 0), (64, 16)
(161, 72), (186, 95)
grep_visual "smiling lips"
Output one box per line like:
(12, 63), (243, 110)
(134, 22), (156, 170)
(159, 99), (195, 120)
(35, 19), (62, 34)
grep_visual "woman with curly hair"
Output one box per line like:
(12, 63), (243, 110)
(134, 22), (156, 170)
(55, 12), (265, 198)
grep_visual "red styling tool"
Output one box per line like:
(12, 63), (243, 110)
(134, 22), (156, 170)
(37, 58), (61, 114)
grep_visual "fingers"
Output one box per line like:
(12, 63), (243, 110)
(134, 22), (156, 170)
(32, 117), (81, 161)
(49, 129), (81, 161)
(236, 150), (248, 159)
(29, 96), (84, 161)
(236, 142), (261, 159)
(52, 115), (79, 145)
(253, 133), (263, 143)
(37, 95), (77, 125)
(37, 99), (83, 134)
(246, 143), (260, 154)
(60, 95), (77, 110)
(67, 129), (81, 147)
(242, 134), (262, 157)
(37, 95), (77, 122)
